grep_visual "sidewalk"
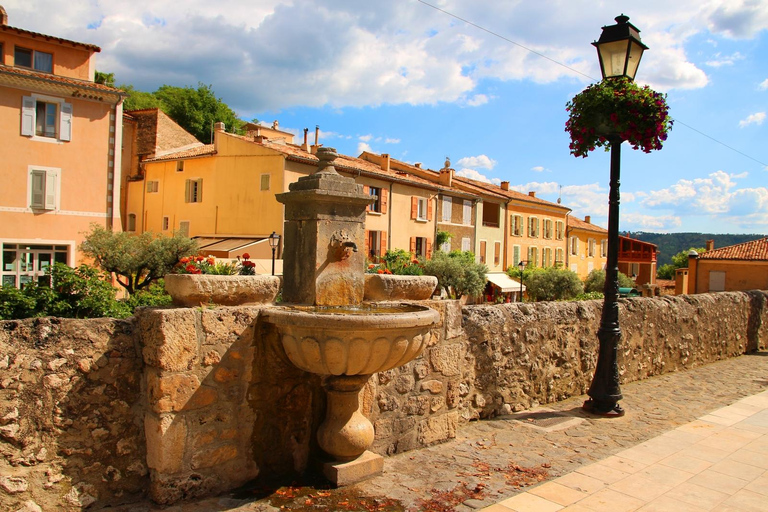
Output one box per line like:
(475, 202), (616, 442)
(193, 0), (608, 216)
(481, 389), (768, 511)
(114, 352), (768, 511)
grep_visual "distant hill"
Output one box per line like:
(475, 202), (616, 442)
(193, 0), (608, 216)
(622, 232), (766, 267)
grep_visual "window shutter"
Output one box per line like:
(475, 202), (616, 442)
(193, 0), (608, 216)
(364, 230), (370, 255)
(381, 189), (388, 214)
(427, 199), (433, 221)
(364, 185), (370, 212)
(380, 231), (387, 255)
(196, 179), (202, 202)
(44, 170), (57, 209)
(513, 245), (520, 266)
(59, 102), (72, 141)
(30, 170), (45, 208)
(479, 241), (486, 263)
(443, 197), (452, 222)
(410, 197), (418, 219)
(21, 96), (35, 136)
(410, 237), (416, 253)
(494, 241), (501, 265)
(185, 179), (191, 203)
(426, 239), (433, 260)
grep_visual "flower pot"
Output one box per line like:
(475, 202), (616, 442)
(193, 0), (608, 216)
(363, 274), (437, 301)
(164, 274), (280, 307)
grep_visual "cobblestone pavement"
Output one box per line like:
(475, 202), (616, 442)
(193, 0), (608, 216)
(115, 352), (768, 512)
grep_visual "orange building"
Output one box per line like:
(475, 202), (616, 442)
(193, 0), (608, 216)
(678, 238), (768, 294)
(0, 7), (123, 286)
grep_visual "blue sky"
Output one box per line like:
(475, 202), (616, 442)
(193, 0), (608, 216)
(8, 1), (767, 234)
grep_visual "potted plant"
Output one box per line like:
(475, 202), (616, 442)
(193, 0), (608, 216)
(565, 77), (672, 158)
(164, 253), (279, 307)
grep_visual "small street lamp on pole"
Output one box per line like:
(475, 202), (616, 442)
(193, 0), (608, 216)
(517, 260), (526, 303)
(582, 14), (647, 418)
(268, 231), (280, 276)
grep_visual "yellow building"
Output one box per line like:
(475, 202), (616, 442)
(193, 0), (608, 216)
(566, 215), (608, 279)
(0, 7), (123, 286)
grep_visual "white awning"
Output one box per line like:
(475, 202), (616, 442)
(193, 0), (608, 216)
(486, 272), (525, 293)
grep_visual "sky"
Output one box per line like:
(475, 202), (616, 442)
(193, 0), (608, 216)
(7, 0), (768, 234)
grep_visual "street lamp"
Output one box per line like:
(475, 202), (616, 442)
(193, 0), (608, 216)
(582, 15), (647, 418)
(517, 260), (526, 303)
(268, 231), (280, 276)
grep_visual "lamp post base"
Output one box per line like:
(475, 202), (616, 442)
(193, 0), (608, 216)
(582, 398), (625, 417)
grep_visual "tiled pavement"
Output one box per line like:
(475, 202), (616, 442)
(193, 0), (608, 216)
(480, 390), (768, 512)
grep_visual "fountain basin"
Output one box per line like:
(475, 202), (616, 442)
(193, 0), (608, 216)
(263, 303), (439, 376)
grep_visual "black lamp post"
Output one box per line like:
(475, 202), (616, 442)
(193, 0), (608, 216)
(582, 14), (647, 417)
(517, 260), (526, 303)
(268, 231), (280, 276)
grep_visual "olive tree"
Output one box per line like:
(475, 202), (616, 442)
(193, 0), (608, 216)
(525, 267), (584, 302)
(422, 250), (487, 299)
(584, 269), (635, 293)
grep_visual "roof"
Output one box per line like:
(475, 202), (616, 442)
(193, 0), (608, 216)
(698, 237), (768, 261)
(568, 216), (608, 233)
(0, 24), (101, 52)
(145, 144), (215, 161)
(0, 64), (123, 98)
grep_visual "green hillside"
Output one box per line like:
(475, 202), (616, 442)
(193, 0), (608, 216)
(622, 232), (766, 267)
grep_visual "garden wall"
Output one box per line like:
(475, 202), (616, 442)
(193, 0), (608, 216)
(1, 291), (766, 509)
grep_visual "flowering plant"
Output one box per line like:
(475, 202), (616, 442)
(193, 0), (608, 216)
(174, 253), (256, 275)
(366, 249), (424, 276)
(565, 77), (672, 158)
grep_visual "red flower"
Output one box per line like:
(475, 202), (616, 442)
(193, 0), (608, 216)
(206, 257), (215, 266)
(195, 256), (204, 262)
(242, 252), (250, 260)
(377, 269), (384, 274)
(186, 264), (201, 274)
(180, 256), (190, 264)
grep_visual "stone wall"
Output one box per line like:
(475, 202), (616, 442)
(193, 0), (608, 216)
(1, 291), (766, 509)
(0, 317), (146, 511)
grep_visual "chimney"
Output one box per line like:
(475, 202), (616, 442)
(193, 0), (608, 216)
(214, 122), (226, 132)
(302, 128), (309, 151)
(415, 163), (422, 168)
(310, 125), (322, 154)
(439, 168), (453, 187)
(584, 215), (591, 224)
(272, 120), (279, 130)
(528, 191), (536, 198)
(500, 181), (509, 191)
(706, 240), (714, 251)
(381, 154), (391, 172)
(0, 5), (7, 25)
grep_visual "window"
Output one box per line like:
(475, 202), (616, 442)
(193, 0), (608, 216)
(260, 174), (270, 191)
(178, 221), (190, 237)
(367, 230), (385, 259)
(441, 239), (451, 253)
(588, 239), (596, 257)
(555, 221), (565, 240)
(494, 241), (501, 266)
(601, 240), (608, 258)
(147, 181), (159, 193)
(411, 196), (430, 221)
(528, 246), (539, 267)
(709, 271), (726, 292)
(528, 216), (539, 238)
(461, 237), (471, 252)
(176, 161), (184, 172)
(543, 247), (552, 267)
(369, 186), (381, 213)
(479, 240), (486, 264)
(482, 203), (500, 228)
(29, 167), (59, 210)
(127, 214), (137, 232)
(511, 215), (523, 236)
(162, 217), (170, 231)
(442, 196), (452, 222)
(1, 243), (68, 288)
(463, 200), (472, 225)
(555, 248), (564, 266)
(185, 179), (203, 203)
(15, 47), (53, 72)
(411, 236), (432, 258)
(543, 219), (553, 239)
(570, 236), (578, 256)
(21, 95), (71, 141)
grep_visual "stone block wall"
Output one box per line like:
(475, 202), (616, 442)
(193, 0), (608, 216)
(0, 317), (146, 510)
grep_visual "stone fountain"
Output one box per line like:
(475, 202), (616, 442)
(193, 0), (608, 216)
(262, 147), (439, 485)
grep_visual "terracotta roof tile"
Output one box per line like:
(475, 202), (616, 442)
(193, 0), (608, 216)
(0, 24), (101, 52)
(567, 216), (608, 233)
(145, 144), (216, 161)
(0, 64), (121, 94)
(699, 237), (768, 261)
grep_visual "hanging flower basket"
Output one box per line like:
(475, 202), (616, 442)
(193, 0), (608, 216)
(565, 77), (672, 158)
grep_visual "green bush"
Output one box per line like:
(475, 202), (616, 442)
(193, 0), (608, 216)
(584, 269), (635, 293)
(574, 291), (605, 301)
(422, 250), (487, 299)
(524, 267), (584, 302)
(121, 279), (173, 310)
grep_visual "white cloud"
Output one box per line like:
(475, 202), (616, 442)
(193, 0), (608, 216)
(530, 166), (547, 172)
(621, 213), (683, 232)
(357, 142), (373, 154)
(455, 168), (501, 185)
(456, 155), (496, 170)
(739, 112), (766, 127)
(385, 138), (401, 144)
(760, 79), (768, 90)
(705, 51), (744, 67)
(465, 94), (489, 107)
(359, 134), (373, 142)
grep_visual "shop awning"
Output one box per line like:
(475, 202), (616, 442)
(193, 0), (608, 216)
(486, 272), (525, 293)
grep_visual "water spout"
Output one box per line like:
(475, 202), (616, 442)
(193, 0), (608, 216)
(343, 241), (358, 252)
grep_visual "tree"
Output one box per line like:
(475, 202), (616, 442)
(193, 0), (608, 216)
(80, 225), (198, 295)
(95, 71), (115, 87)
(120, 84), (163, 111)
(525, 267), (584, 302)
(435, 230), (452, 250)
(155, 83), (243, 142)
(657, 247), (706, 279)
(422, 250), (487, 299)
(584, 269), (635, 293)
